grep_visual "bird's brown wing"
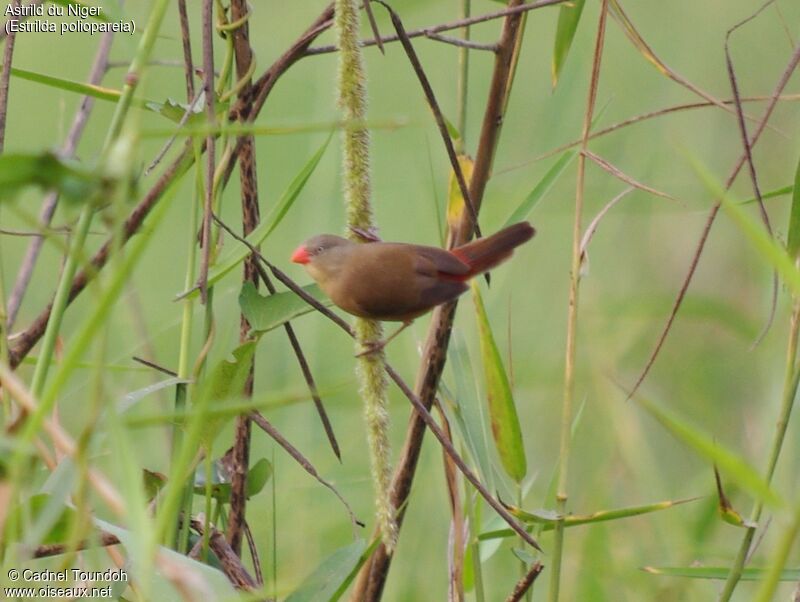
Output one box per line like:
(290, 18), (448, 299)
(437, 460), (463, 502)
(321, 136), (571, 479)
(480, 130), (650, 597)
(413, 246), (471, 277)
(412, 248), (469, 315)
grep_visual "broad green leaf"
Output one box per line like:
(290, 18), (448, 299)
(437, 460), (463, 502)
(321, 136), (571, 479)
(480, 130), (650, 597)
(642, 566), (800, 581)
(636, 395), (781, 507)
(552, 0), (586, 88)
(179, 134), (332, 299)
(480, 497), (698, 540)
(689, 155), (800, 296)
(193, 342), (257, 447)
(193, 457), (272, 501)
(504, 150), (576, 227)
(787, 156), (800, 259)
(145, 97), (205, 123)
(0, 152), (104, 203)
(471, 281), (526, 482)
(239, 281), (333, 333)
(143, 469), (168, 501)
(442, 332), (494, 489)
(285, 539), (368, 602)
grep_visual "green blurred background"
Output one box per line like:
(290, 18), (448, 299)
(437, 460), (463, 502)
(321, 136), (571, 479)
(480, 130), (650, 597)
(2, 1), (800, 599)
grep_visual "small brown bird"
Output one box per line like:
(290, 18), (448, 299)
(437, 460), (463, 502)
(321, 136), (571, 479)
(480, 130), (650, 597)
(291, 222), (535, 349)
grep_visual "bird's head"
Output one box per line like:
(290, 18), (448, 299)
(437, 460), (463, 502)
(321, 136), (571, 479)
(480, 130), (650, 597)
(291, 234), (351, 265)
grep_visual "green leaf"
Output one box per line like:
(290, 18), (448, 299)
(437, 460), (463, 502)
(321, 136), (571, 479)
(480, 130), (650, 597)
(480, 497), (699, 540)
(787, 156), (800, 259)
(193, 342), (257, 447)
(642, 566), (800, 581)
(193, 457), (272, 501)
(689, 155), (800, 296)
(285, 539), (368, 602)
(636, 395), (782, 507)
(741, 184), (793, 205)
(143, 469), (168, 501)
(239, 281), (333, 333)
(552, 0), (586, 88)
(0, 152), (103, 203)
(179, 133), (332, 298)
(471, 281), (526, 482)
(442, 332), (495, 489)
(7, 66), (124, 103)
(509, 497), (698, 528)
(145, 97), (205, 123)
(504, 150), (576, 227)
(714, 465), (756, 528)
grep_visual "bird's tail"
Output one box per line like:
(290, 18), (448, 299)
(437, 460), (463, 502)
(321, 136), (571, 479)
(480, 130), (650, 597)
(451, 222), (535, 277)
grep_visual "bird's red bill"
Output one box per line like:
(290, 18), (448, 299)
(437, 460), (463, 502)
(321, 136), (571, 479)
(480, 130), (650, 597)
(291, 245), (310, 264)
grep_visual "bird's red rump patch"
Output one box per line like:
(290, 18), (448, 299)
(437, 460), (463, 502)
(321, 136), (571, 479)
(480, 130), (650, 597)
(291, 245), (310, 264)
(436, 270), (469, 282)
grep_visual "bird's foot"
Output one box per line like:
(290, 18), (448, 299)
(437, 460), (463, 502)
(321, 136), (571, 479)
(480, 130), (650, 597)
(355, 339), (387, 358)
(349, 225), (382, 243)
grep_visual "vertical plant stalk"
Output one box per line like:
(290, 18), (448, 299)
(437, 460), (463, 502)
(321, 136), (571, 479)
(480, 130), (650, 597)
(455, 0), (470, 155)
(352, 2), (528, 600)
(0, 0), (18, 415)
(197, 0), (216, 303)
(227, 0), (258, 558)
(718, 295), (800, 600)
(335, 0), (397, 552)
(549, 2), (608, 601)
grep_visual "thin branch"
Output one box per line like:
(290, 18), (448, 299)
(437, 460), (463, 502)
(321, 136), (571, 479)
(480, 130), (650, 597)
(196, 0), (215, 303)
(249, 411), (361, 534)
(505, 562), (544, 602)
(579, 187), (634, 264)
(362, 0), (385, 54)
(628, 41), (800, 399)
(375, 1), (481, 239)
(582, 149), (675, 201)
(211, 213), (341, 461)
(307, 0), (569, 55)
(424, 32), (496, 52)
(229, 0), (259, 558)
(498, 94), (800, 175)
(551, 3), (609, 600)
(0, 0), (19, 152)
(189, 518), (259, 592)
(724, 2), (777, 348)
(177, 0), (195, 100)
(31, 531), (121, 559)
(0, 0), (44, 40)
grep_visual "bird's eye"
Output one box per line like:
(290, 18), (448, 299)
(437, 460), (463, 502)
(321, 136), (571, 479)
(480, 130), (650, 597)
(315, 245), (324, 254)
